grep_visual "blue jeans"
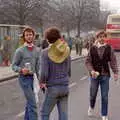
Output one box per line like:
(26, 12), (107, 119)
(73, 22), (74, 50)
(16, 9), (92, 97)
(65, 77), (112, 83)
(90, 75), (110, 116)
(41, 86), (69, 120)
(19, 75), (38, 120)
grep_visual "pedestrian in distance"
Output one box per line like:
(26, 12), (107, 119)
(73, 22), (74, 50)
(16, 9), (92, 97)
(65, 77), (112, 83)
(40, 26), (71, 120)
(85, 30), (118, 120)
(12, 27), (40, 120)
(78, 37), (83, 56)
(85, 40), (89, 50)
(67, 36), (73, 52)
(75, 35), (79, 55)
(41, 39), (49, 49)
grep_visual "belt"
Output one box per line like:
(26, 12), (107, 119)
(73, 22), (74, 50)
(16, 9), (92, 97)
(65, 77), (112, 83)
(20, 74), (33, 77)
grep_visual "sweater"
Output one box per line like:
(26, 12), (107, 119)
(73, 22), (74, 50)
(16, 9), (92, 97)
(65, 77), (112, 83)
(12, 46), (40, 78)
(40, 48), (71, 87)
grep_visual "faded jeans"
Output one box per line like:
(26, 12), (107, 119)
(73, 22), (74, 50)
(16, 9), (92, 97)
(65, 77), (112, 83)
(90, 75), (110, 116)
(19, 75), (38, 120)
(41, 85), (69, 120)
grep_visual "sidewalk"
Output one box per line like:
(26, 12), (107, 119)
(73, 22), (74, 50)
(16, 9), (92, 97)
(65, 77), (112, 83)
(71, 48), (88, 60)
(0, 48), (88, 82)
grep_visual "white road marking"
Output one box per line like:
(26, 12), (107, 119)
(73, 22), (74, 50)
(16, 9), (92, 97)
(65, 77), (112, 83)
(69, 82), (77, 88)
(16, 111), (24, 118)
(80, 76), (88, 81)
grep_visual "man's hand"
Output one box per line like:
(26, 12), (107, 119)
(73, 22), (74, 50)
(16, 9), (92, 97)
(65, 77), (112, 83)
(40, 83), (46, 93)
(91, 70), (100, 79)
(40, 83), (46, 89)
(21, 68), (30, 75)
(114, 74), (118, 81)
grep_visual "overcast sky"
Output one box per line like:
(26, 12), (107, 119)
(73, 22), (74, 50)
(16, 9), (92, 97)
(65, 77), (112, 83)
(100, 0), (120, 12)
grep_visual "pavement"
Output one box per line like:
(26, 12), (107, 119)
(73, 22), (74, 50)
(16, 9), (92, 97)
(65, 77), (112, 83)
(0, 48), (88, 82)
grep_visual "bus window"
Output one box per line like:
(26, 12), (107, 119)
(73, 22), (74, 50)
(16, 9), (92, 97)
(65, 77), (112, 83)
(110, 33), (120, 38)
(112, 18), (120, 22)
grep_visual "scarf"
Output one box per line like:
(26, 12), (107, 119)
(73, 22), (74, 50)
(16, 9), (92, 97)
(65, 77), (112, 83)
(24, 42), (34, 51)
(95, 42), (106, 48)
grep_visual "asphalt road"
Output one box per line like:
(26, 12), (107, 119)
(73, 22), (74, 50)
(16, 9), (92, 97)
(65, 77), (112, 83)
(0, 52), (120, 120)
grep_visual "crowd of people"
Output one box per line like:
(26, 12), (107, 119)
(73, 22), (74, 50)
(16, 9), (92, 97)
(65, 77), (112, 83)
(12, 27), (118, 120)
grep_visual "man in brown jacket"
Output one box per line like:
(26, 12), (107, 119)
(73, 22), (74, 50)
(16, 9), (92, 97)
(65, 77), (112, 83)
(85, 31), (118, 120)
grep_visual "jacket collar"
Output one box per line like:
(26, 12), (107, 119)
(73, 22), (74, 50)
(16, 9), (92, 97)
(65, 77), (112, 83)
(24, 42), (34, 47)
(94, 42), (106, 48)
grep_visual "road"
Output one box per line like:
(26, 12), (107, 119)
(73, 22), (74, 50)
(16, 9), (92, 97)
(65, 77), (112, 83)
(0, 52), (120, 120)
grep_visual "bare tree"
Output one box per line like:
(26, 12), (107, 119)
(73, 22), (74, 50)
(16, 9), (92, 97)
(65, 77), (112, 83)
(68, 0), (100, 36)
(0, 0), (111, 36)
(0, 0), (43, 25)
(98, 10), (111, 29)
(27, 0), (51, 34)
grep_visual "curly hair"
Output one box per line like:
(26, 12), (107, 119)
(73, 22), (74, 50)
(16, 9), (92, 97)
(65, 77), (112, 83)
(44, 27), (61, 44)
(22, 27), (35, 41)
(96, 30), (107, 38)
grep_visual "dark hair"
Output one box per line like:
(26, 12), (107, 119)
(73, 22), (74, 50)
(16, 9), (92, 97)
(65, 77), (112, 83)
(96, 31), (107, 38)
(44, 27), (61, 44)
(22, 27), (35, 41)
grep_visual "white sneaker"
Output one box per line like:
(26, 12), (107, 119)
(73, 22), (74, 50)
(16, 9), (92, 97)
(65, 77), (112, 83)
(102, 116), (108, 120)
(88, 107), (94, 116)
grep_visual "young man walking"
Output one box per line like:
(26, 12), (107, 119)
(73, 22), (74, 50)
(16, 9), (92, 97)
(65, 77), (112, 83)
(85, 31), (118, 120)
(12, 27), (40, 120)
(40, 27), (71, 120)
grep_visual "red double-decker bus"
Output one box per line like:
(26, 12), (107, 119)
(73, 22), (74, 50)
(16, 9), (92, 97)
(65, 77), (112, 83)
(105, 14), (120, 50)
